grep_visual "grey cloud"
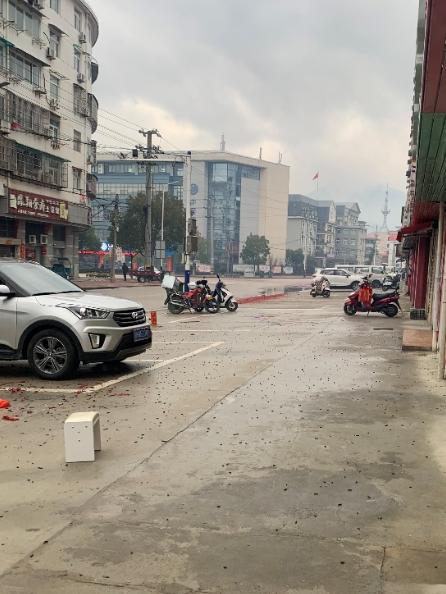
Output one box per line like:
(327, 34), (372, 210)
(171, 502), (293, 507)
(90, 0), (418, 228)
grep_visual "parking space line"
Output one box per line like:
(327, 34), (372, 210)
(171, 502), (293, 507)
(0, 342), (224, 396)
(156, 329), (251, 333)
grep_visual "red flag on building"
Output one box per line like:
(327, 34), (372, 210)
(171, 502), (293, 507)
(312, 172), (319, 181)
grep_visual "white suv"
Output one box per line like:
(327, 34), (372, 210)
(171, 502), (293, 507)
(0, 260), (152, 380)
(315, 268), (362, 289)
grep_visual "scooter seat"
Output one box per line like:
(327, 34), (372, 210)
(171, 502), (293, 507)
(373, 291), (395, 302)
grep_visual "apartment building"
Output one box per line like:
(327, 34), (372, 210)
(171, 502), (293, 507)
(0, 0), (98, 276)
(286, 196), (366, 267)
(335, 203), (367, 265)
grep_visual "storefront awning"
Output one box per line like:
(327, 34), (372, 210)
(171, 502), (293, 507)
(397, 221), (433, 242)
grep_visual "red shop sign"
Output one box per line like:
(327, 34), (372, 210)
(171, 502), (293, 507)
(9, 190), (69, 222)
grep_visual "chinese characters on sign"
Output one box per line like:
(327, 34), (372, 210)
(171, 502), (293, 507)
(9, 190), (69, 222)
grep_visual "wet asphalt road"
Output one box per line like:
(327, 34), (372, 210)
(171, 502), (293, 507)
(1, 289), (446, 593)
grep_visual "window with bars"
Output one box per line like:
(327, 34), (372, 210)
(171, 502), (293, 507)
(49, 115), (59, 141)
(72, 167), (82, 191)
(49, 30), (60, 57)
(73, 130), (81, 152)
(7, 92), (50, 135)
(9, 50), (41, 86)
(8, 1), (40, 38)
(73, 84), (87, 115)
(50, 74), (59, 99)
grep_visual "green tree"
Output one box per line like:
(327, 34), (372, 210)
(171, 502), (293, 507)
(117, 192), (185, 255)
(306, 255), (317, 274)
(79, 226), (101, 251)
(241, 234), (270, 272)
(286, 249), (304, 273)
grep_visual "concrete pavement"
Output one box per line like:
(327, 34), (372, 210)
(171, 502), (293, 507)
(1, 291), (446, 592)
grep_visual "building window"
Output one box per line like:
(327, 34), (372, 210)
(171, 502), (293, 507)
(49, 115), (59, 140)
(73, 167), (82, 191)
(73, 84), (87, 115)
(73, 130), (81, 152)
(212, 163), (228, 182)
(10, 51), (41, 86)
(50, 0), (59, 13)
(74, 9), (82, 32)
(8, 1), (40, 38)
(49, 30), (60, 57)
(49, 74), (59, 99)
(95, 163), (104, 174)
(73, 47), (81, 72)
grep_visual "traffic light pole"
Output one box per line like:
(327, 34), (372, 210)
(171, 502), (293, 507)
(183, 151), (192, 290)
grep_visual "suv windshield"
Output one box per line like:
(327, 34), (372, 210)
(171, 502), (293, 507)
(0, 262), (82, 296)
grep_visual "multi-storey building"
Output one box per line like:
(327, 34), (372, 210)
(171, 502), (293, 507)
(315, 200), (336, 266)
(335, 203), (367, 265)
(94, 151), (290, 270)
(0, 0), (98, 276)
(286, 194), (318, 257)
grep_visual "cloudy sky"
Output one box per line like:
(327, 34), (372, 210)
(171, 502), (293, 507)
(90, 0), (419, 229)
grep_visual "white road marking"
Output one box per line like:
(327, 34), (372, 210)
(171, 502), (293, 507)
(157, 329), (251, 333)
(0, 342), (224, 396)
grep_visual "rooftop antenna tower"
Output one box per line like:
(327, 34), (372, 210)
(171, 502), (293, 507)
(381, 184), (390, 231)
(220, 134), (226, 152)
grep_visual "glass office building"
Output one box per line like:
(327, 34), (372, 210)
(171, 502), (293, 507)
(93, 151), (289, 268)
(93, 157), (183, 244)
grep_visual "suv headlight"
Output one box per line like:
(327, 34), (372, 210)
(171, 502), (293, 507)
(59, 304), (110, 319)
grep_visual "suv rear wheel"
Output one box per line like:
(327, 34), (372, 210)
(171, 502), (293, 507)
(27, 329), (79, 380)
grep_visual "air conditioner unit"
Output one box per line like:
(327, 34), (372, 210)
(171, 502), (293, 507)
(40, 234), (48, 245)
(47, 47), (56, 60)
(77, 73), (86, 84)
(79, 32), (87, 43)
(29, 235), (37, 245)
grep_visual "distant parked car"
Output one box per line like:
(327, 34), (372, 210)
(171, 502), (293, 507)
(136, 266), (163, 283)
(313, 268), (362, 290)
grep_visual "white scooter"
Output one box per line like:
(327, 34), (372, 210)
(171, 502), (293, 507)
(213, 275), (238, 311)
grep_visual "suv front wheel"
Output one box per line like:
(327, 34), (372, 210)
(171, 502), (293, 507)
(27, 329), (79, 380)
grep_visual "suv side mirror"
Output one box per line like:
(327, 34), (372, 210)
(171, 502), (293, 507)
(0, 284), (14, 297)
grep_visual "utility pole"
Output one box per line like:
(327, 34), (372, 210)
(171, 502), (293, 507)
(160, 190), (166, 269)
(183, 151), (192, 289)
(110, 194), (119, 281)
(138, 128), (161, 269)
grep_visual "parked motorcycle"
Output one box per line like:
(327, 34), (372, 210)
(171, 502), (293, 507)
(344, 276), (401, 317)
(165, 279), (220, 314)
(382, 275), (400, 291)
(310, 277), (331, 298)
(213, 275), (239, 311)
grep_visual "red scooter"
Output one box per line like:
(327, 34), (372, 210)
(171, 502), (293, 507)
(344, 277), (401, 317)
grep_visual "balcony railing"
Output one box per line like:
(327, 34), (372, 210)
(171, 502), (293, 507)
(0, 138), (68, 188)
(87, 93), (98, 133)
